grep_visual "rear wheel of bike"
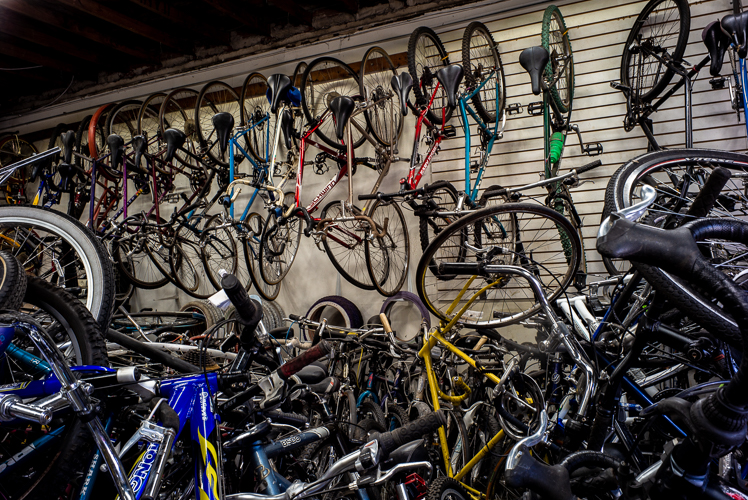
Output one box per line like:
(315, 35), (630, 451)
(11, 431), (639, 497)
(106, 99), (142, 142)
(301, 56), (367, 150)
(541, 5), (574, 114)
(407, 26), (453, 125)
(171, 221), (216, 299)
(195, 80), (242, 167)
(620, 0), (690, 104)
(360, 46), (403, 147)
(462, 21), (506, 125)
(0, 250), (26, 309)
(0, 205), (115, 327)
(417, 203), (580, 328)
(365, 200), (409, 297)
(241, 72), (273, 163)
(259, 196), (303, 286)
(0, 277), (107, 500)
(321, 200), (374, 291)
(242, 213), (281, 301)
(160, 87), (201, 171)
(112, 231), (170, 290)
(200, 214), (238, 289)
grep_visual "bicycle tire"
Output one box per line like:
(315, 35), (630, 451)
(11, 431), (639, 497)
(106, 99), (142, 142)
(462, 22), (506, 125)
(74, 114), (93, 171)
(46, 123), (70, 191)
(200, 214), (238, 289)
(301, 56), (367, 150)
(0, 134), (38, 168)
(160, 87), (202, 171)
(170, 219), (216, 299)
(195, 80), (242, 167)
(620, 0), (690, 104)
(292, 61), (308, 88)
(136, 92), (166, 159)
(358, 399), (386, 428)
(0, 205), (115, 327)
(541, 5), (574, 114)
(242, 213), (281, 301)
(602, 148), (748, 344)
(87, 102), (115, 159)
(365, 199), (409, 297)
(111, 214), (171, 290)
(305, 295), (364, 330)
(259, 194), (303, 286)
(417, 203), (581, 328)
(360, 46), (403, 147)
(240, 72), (273, 163)
(1, 276), (107, 500)
(407, 26), (453, 125)
(0, 250), (26, 310)
(321, 199), (374, 291)
(418, 182), (460, 252)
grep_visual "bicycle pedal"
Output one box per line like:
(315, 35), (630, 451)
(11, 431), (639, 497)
(584, 143), (604, 156)
(573, 271), (588, 291)
(527, 102), (544, 116)
(442, 125), (457, 138)
(710, 77), (727, 90)
(164, 193), (180, 204)
(505, 102), (523, 115)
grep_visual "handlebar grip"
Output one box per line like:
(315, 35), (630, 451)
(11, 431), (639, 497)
(0, 395), (52, 425)
(289, 314), (302, 322)
(372, 410), (447, 455)
(685, 166), (732, 219)
(221, 273), (260, 326)
(504, 445), (575, 500)
(379, 313), (392, 334)
(264, 410), (309, 427)
(278, 340), (332, 379)
(358, 193), (378, 200)
(576, 160), (602, 175)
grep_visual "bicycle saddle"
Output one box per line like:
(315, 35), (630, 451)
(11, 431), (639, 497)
(163, 128), (187, 164)
(280, 108), (294, 150)
(722, 11), (748, 58)
(329, 96), (356, 141)
(519, 46), (550, 96)
(130, 135), (148, 175)
(435, 64), (464, 109)
(212, 112), (234, 156)
(267, 74), (292, 114)
(107, 134), (124, 171)
(703, 21), (731, 76)
(391, 72), (413, 116)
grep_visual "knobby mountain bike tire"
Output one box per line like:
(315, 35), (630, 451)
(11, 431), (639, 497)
(416, 202), (581, 328)
(243, 212), (281, 301)
(0, 277), (107, 500)
(0, 250), (26, 309)
(601, 148), (748, 345)
(620, 0), (690, 105)
(0, 205), (115, 327)
(541, 5), (574, 114)
(462, 21), (506, 125)
(407, 26), (453, 125)
(360, 46), (403, 147)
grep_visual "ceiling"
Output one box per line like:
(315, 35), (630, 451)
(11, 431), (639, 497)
(0, 0), (486, 126)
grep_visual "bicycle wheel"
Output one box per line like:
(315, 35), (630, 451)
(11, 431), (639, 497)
(106, 99), (142, 142)
(87, 102), (115, 159)
(541, 5), (574, 114)
(259, 193), (303, 286)
(462, 22), (506, 125)
(0, 277), (107, 500)
(417, 203), (580, 328)
(292, 61), (307, 88)
(200, 214), (238, 289)
(242, 212), (281, 301)
(321, 200), (374, 291)
(407, 26), (453, 125)
(620, 0), (690, 104)
(241, 72), (273, 163)
(0, 205), (115, 327)
(365, 200), (409, 297)
(360, 47), (403, 147)
(301, 56), (367, 150)
(160, 87), (201, 171)
(137, 92), (166, 157)
(74, 114), (93, 171)
(418, 182), (460, 252)
(170, 222), (215, 299)
(195, 80), (241, 167)
(111, 229), (170, 290)
(0, 134), (38, 168)
(46, 123), (71, 191)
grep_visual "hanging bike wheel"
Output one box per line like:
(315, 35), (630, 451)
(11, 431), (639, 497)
(292, 61), (308, 88)
(416, 203), (580, 328)
(407, 26), (453, 125)
(365, 199), (409, 297)
(360, 46), (403, 147)
(243, 212), (281, 301)
(620, 0), (690, 104)
(195, 80), (242, 167)
(137, 92), (166, 157)
(541, 5), (574, 114)
(462, 21), (506, 125)
(241, 72), (274, 163)
(301, 56), (367, 150)
(200, 214), (238, 289)
(259, 193), (303, 286)
(321, 200), (374, 291)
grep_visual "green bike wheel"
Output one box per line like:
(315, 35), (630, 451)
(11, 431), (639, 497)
(541, 5), (574, 114)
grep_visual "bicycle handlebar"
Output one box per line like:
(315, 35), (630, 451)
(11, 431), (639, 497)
(370, 409), (447, 455)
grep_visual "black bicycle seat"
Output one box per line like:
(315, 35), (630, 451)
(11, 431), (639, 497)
(212, 112), (234, 156)
(129, 135), (148, 175)
(329, 95), (356, 141)
(107, 134), (124, 170)
(280, 108), (294, 151)
(703, 21), (731, 76)
(391, 72), (413, 116)
(267, 74), (292, 114)
(61, 130), (75, 164)
(435, 64), (463, 109)
(519, 46), (550, 96)
(722, 11), (748, 58)
(163, 128), (186, 164)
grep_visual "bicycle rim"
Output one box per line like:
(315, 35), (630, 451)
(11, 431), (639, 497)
(462, 22), (506, 125)
(360, 47), (403, 147)
(365, 200), (409, 296)
(541, 5), (574, 113)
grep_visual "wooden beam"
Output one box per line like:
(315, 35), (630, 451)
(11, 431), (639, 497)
(0, 12), (102, 65)
(267, 0), (313, 25)
(54, 0), (189, 51)
(199, 0), (270, 35)
(0, 1), (158, 62)
(325, 0), (359, 14)
(0, 40), (73, 73)
(127, 0), (230, 44)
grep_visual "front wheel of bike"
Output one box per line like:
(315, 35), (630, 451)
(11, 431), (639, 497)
(462, 21), (506, 125)
(321, 200), (375, 291)
(242, 213), (281, 301)
(541, 5), (574, 114)
(259, 198), (303, 286)
(417, 203), (581, 328)
(365, 200), (409, 297)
